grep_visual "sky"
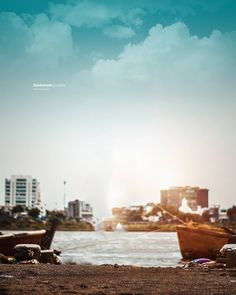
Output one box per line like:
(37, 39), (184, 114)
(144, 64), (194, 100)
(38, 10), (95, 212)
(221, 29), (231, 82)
(0, 0), (236, 218)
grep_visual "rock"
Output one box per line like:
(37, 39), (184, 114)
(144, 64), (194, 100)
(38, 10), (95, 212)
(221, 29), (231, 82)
(7, 257), (17, 264)
(15, 249), (34, 261)
(0, 253), (10, 264)
(53, 249), (61, 256)
(39, 250), (54, 264)
(226, 251), (236, 268)
(219, 243), (236, 268)
(53, 254), (62, 265)
(14, 244), (41, 262)
(220, 244), (236, 255)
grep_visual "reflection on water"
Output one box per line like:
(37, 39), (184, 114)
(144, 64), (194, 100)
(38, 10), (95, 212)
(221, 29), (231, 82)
(52, 231), (182, 267)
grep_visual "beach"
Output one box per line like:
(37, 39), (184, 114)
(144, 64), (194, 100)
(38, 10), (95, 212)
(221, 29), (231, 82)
(0, 264), (236, 295)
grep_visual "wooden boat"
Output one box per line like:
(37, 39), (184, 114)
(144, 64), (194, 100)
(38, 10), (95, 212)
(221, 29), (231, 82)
(176, 223), (234, 259)
(0, 219), (59, 256)
(0, 230), (46, 256)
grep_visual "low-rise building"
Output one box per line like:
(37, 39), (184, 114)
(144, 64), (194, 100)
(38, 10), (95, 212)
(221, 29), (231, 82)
(160, 186), (208, 211)
(218, 208), (228, 223)
(67, 199), (93, 222)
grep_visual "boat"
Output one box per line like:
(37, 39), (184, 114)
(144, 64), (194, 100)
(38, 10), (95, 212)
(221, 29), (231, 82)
(176, 223), (235, 260)
(0, 230), (46, 256)
(0, 219), (58, 256)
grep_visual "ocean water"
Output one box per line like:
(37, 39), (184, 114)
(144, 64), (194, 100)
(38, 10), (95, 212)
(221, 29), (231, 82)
(51, 231), (182, 267)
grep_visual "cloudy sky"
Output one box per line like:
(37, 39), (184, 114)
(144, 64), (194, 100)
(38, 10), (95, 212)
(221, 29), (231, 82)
(0, 0), (236, 218)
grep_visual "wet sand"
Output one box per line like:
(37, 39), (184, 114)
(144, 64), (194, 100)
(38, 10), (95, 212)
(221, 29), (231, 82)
(0, 264), (236, 294)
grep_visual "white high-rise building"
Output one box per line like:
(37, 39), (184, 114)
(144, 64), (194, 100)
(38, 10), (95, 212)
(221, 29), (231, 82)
(5, 175), (41, 208)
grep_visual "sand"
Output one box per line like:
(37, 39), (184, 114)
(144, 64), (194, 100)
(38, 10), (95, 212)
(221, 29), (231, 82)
(0, 264), (236, 294)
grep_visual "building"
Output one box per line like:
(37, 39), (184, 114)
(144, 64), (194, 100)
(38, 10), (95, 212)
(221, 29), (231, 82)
(67, 199), (80, 219)
(208, 206), (219, 223)
(5, 175), (41, 208)
(160, 186), (208, 211)
(218, 208), (228, 224)
(67, 199), (93, 222)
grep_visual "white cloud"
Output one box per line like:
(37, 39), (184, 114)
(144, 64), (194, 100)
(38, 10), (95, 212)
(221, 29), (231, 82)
(119, 8), (144, 27)
(0, 12), (31, 59)
(27, 14), (75, 68)
(48, 0), (232, 31)
(49, 1), (120, 28)
(0, 12), (76, 73)
(79, 22), (236, 100)
(49, 1), (145, 29)
(103, 25), (135, 39)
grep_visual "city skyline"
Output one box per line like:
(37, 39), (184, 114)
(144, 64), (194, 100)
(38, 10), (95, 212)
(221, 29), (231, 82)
(0, 0), (236, 218)
(0, 175), (233, 217)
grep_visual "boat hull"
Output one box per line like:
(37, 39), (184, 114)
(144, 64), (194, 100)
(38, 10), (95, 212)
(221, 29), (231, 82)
(0, 230), (46, 256)
(176, 225), (231, 259)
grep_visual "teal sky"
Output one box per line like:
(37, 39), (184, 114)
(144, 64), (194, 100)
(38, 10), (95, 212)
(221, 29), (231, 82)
(0, 0), (236, 218)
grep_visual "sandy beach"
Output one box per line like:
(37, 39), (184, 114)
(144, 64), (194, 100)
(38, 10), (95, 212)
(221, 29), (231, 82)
(0, 264), (236, 295)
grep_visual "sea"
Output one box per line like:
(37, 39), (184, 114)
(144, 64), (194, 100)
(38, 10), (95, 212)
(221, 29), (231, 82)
(51, 231), (182, 267)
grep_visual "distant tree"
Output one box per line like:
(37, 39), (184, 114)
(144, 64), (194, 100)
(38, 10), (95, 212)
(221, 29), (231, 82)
(0, 207), (11, 219)
(46, 210), (66, 222)
(28, 208), (40, 219)
(12, 205), (25, 214)
(0, 207), (8, 217)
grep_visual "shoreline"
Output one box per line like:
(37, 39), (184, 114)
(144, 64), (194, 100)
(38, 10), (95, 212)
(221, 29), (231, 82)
(2, 224), (235, 232)
(0, 264), (236, 294)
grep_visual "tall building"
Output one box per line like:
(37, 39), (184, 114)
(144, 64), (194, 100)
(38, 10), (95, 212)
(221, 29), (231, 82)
(5, 175), (41, 208)
(67, 199), (80, 219)
(67, 199), (93, 221)
(160, 186), (208, 211)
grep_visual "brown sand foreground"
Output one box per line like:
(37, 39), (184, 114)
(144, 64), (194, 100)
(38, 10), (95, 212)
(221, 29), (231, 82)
(0, 264), (236, 295)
